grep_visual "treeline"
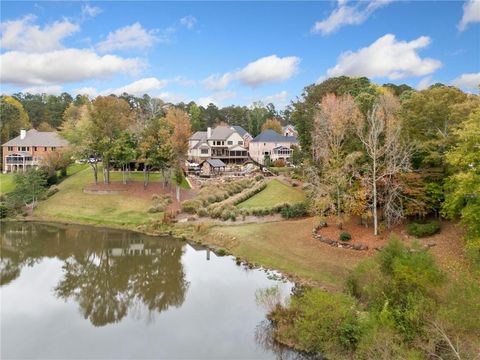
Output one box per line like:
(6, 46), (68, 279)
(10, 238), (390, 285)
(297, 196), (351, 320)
(290, 76), (479, 263)
(0, 92), (286, 147)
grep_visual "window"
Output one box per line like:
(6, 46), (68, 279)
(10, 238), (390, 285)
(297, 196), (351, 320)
(7, 146), (13, 151)
(201, 149), (208, 155)
(44, 147), (47, 151)
(52, 147), (56, 151)
(238, 141), (243, 145)
(227, 141), (233, 145)
(221, 141), (225, 145)
(21, 146), (27, 151)
(27, 147), (30, 151)
(34, 147), (37, 151)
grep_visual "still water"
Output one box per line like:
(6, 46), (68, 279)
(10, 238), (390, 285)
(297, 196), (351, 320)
(0, 222), (302, 359)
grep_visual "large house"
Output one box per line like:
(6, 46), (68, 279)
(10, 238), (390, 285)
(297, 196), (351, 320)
(230, 125), (254, 149)
(187, 125), (249, 164)
(282, 124), (298, 137)
(2, 129), (69, 173)
(249, 129), (298, 165)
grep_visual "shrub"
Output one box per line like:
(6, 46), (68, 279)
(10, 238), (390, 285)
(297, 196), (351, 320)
(273, 159), (286, 167)
(255, 175), (264, 181)
(340, 232), (352, 242)
(45, 185), (59, 198)
(281, 202), (308, 219)
(406, 221), (441, 237)
(216, 248), (227, 256)
(151, 194), (160, 201)
(0, 203), (8, 219)
(270, 288), (361, 354)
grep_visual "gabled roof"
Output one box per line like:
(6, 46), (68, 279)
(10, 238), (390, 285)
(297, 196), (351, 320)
(2, 129), (69, 147)
(203, 159), (227, 168)
(251, 129), (298, 143)
(230, 125), (251, 138)
(190, 131), (207, 141)
(209, 126), (234, 140)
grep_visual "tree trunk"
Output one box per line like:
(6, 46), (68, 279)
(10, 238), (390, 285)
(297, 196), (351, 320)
(143, 166), (148, 189)
(373, 159), (378, 236)
(176, 184), (180, 202)
(90, 163), (98, 185)
(336, 185), (341, 228)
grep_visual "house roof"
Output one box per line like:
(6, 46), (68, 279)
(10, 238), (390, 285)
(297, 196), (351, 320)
(209, 126), (234, 140)
(204, 159), (227, 168)
(191, 131), (207, 141)
(230, 125), (250, 138)
(251, 129), (298, 143)
(2, 129), (69, 147)
(6, 151), (31, 157)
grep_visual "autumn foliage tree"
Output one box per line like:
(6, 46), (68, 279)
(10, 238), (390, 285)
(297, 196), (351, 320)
(309, 94), (363, 228)
(261, 118), (283, 134)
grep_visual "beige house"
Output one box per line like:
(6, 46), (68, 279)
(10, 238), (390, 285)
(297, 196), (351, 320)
(188, 126), (249, 164)
(249, 129), (298, 165)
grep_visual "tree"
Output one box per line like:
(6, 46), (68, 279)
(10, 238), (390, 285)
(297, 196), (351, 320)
(291, 76), (378, 159)
(164, 108), (192, 201)
(443, 109), (480, 263)
(89, 96), (133, 184)
(61, 103), (102, 184)
(248, 102), (269, 137)
(261, 118), (283, 134)
(0, 96), (31, 145)
(10, 168), (47, 214)
(309, 94), (363, 228)
(40, 148), (73, 181)
(356, 93), (411, 235)
(189, 103), (204, 132)
(111, 132), (137, 184)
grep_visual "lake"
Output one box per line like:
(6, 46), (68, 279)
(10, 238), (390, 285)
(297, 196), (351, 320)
(0, 221), (306, 359)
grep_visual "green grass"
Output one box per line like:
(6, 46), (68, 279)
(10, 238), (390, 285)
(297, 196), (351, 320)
(35, 167), (163, 229)
(108, 170), (190, 189)
(237, 179), (304, 209)
(0, 173), (15, 194)
(213, 217), (366, 290)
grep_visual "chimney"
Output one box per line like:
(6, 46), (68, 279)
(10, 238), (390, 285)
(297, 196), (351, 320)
(207, 127), (212, 139)
(20, 129), (27, 140)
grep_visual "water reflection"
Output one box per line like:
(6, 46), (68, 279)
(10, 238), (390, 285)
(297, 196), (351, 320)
(1, 222), (189, 326)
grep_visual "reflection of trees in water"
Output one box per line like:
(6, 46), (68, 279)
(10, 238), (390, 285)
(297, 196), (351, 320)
(1, 222), (189, 327)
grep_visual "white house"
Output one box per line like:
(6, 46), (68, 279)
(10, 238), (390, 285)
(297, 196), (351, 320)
(187, 126), (249, 164)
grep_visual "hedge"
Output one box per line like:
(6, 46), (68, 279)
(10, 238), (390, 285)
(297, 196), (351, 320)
(406, 221), (441, 237)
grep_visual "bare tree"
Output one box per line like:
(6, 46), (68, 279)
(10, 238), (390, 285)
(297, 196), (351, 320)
(356, 93), (411, 236)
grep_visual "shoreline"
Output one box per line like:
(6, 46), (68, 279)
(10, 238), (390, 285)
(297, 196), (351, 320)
(1, 216), (318, 288)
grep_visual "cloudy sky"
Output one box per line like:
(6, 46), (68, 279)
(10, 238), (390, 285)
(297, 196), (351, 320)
(0, 1), (479, 108)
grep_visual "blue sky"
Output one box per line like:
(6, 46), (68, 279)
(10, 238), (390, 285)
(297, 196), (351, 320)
(0, 1), (479, 108)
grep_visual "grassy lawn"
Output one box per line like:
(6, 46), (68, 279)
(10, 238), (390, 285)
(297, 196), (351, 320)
(0, 173), (15, 194)
(237, 179), (304, 209)
(212, 217), (367, 290)
(109, 170), (190, 189)
(35, 167), (162, 229)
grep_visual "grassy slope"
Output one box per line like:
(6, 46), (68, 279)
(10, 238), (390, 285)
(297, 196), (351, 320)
(0, 173), (15, 194)
(35, 167), (162, 229)
(212, 217), (367, 290)
(237, 179), (304, 209)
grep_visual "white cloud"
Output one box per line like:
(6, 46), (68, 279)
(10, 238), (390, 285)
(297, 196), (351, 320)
(416, 76), (433, 90)
(0, 15), (79, 52)
(22, 85), (63, 95)
(203, 73), (234, 91)
(108, 77), (167, 95)
(326, 34), (442, 80)
(458, 0), (480, 31)
(197, 91), (236, 107)
(0, 49), (142, 85)
(158, 92), (188, 104)
(312, 0), (393, 35)
(203, 55), (300, 90)
(180, 15), (197, 29)
(74, 87), (98, 97)
(81, 4), (102, 19)
(96, 23), (159, 52)
(451, 72), (480, 90)
(263, 91), (289, 106)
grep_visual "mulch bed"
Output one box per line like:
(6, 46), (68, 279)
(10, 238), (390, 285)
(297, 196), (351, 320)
(84, 181), (197, 212)
(314, 216), (415, 252)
